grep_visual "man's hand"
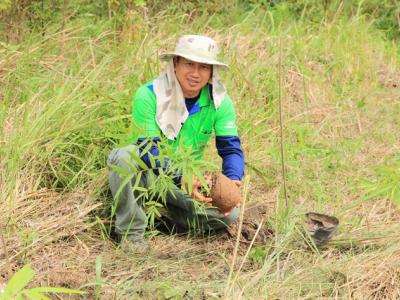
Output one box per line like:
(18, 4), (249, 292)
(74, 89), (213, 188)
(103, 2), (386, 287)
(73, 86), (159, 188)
(232, 180), (242, 188)
(185, 175), (242, 215)
(221, 179), (242, 216)
(189, 176), (213, 204)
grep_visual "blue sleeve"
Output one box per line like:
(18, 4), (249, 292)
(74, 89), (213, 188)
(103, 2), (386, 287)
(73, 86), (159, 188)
(216, 136), (245, 180)
(136, 138), (182, 185)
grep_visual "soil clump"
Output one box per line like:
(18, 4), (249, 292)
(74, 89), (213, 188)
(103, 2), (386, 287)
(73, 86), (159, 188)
(216, 201), (273, 252)
(208, 172), (241, 213)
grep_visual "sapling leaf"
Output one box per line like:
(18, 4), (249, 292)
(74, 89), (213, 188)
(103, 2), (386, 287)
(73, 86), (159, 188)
(110, 173), (134, 219)
(127, 149), (148, 170)
(28, 287), (86, 294)
(23, 290), (51, 300)
(3, 264), (34, 298)
(140, 141), (153, 160)
(108, 164), (131, 176)
(148, 153), (157, 169)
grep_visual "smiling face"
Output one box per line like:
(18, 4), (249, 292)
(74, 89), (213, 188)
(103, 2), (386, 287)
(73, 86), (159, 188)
(174, 57), (212, 98)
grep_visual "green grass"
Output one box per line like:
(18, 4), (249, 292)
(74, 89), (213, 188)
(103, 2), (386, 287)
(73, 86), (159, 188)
(1, 1), (400, 299)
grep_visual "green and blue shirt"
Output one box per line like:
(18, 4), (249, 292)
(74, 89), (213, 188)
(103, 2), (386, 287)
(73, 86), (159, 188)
(132, 82), (244, 181)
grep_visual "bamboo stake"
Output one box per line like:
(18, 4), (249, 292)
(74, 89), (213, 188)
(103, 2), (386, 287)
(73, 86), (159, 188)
(278, 37), (289, 209)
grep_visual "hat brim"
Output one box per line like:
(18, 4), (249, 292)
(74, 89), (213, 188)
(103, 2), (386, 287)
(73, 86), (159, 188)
(159, 52), (229, 69)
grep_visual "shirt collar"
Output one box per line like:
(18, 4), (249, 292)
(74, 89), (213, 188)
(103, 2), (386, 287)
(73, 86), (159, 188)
(197, 84), (211, 107)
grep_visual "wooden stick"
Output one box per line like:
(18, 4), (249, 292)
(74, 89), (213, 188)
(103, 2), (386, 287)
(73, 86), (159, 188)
(278, 37), (289, 209)
(224, 175), (249, 297)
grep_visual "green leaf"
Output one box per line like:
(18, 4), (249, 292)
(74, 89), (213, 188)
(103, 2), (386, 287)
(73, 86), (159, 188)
(28, 287), (86, 294)
(95, 255), (102, 299)
(134, 0), (146, 6)
(23, 290), (51, 300)
(357, 98), (365, 109)
(146, 201), (163, 208)
(111, 172), (134, 217)
(108, 164), (131, 176)
(148, 154), (156, 169)
(95, 256), (102, 283)
(160, 283), (181, 299)
(3, 264), (34, 298)
(0, 0), (11, 11)
(132, 186), (148, 192)
(140, 140), (153, 157)
(132, 171), (143, 189)
(392, 187), (400, 205)
(128, 152), (148, 170)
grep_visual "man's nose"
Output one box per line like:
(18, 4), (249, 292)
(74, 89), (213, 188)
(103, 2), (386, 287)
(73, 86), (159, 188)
(191, 65), (201, 77)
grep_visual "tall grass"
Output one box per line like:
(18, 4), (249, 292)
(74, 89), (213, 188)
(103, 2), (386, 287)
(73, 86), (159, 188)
(1, 1), (400, 299)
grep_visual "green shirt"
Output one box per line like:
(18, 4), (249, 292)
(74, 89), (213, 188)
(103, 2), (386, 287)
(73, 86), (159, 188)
(132, 82), (238, 159)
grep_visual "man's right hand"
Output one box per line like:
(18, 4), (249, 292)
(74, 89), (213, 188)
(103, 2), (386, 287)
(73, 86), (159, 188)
(190, 176), (213, 204)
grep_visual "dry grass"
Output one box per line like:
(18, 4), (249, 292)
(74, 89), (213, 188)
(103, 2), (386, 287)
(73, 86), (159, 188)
(2, 180), (400, 298)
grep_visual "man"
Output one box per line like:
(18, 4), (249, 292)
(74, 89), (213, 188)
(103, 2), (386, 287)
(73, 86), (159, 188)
(108, 35), (245, 252)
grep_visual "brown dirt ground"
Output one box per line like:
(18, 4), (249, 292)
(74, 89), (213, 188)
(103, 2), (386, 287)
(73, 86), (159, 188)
(219, 201), (274, 252)
(0, 188), (275, 299)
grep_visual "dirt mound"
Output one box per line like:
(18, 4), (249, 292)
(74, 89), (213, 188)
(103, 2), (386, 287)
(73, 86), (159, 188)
(218, 202), (273, 252)
(154, 201), (274, 256)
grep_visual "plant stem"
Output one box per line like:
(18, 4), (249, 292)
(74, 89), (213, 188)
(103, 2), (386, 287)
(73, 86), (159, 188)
(278, 37), (289, 210)
(0, 226), (11, 276)
(224, 175), (249, 297)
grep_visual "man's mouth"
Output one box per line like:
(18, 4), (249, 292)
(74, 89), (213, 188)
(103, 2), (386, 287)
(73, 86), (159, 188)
(187, 78), (200, 86)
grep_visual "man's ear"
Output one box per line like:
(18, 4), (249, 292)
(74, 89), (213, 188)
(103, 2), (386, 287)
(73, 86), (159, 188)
(173, 56), (179, 68)
(208, 67), (213, 83)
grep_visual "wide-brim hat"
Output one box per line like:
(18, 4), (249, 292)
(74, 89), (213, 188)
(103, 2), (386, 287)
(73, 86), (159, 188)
(159, 35), (228, 69)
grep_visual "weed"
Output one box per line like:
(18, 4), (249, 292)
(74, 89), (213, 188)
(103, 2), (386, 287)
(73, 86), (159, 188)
(0, 264), (85, 299)
(361, 155), (400, 206)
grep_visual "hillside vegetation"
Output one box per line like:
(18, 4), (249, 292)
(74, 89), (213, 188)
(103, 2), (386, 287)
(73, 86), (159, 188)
(1, 1), (400, 299)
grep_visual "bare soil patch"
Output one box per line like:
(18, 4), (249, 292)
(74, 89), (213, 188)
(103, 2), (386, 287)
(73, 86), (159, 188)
(211, 201), (274, 254)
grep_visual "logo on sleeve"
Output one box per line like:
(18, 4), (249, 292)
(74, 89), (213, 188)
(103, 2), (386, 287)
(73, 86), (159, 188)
(224, 121), (236, 129)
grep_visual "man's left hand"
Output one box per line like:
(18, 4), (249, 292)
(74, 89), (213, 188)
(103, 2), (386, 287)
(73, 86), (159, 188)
(232, 180), (242, 188)
(222, 179), (242, 216)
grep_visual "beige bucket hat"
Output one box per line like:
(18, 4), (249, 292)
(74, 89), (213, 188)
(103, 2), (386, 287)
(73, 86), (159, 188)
(159, 35), (228, 68)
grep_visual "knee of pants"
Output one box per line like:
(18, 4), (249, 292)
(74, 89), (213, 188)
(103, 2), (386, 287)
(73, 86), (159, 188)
(222, 207), (240, 225)
(200, 207), (240, 230)
(214, 207), (240, 228)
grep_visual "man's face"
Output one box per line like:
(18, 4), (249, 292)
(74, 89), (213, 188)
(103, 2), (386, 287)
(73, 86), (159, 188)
(174, 57), (212, 98)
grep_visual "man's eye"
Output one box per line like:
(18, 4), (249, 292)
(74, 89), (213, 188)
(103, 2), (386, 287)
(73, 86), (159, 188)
(201, 65), (211, 70)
